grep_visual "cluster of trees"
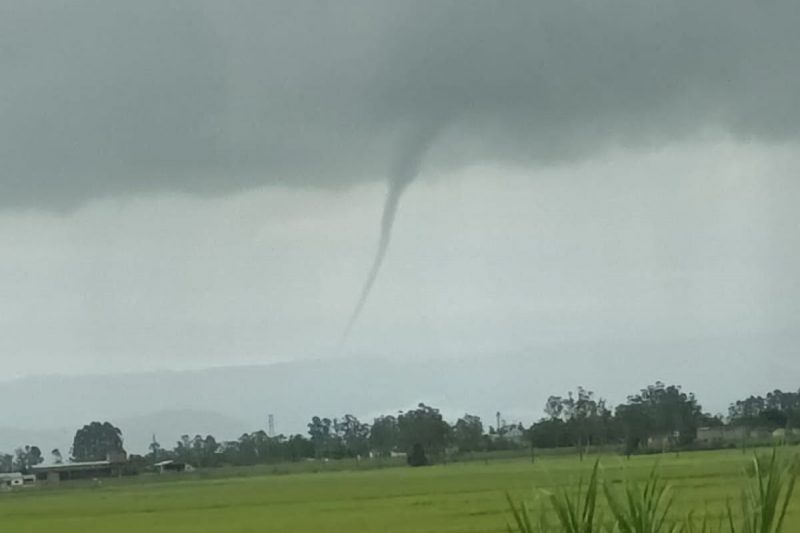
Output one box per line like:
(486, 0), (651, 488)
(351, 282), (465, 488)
(0, 421), (125, 474)
(728, 390), (800, 430)
(527, 383), (719, 455)
(159, 432), (315, 468)
(149, 404), (454, 468)
(0, 445), (45, 474)
(2, 383), (799, 473)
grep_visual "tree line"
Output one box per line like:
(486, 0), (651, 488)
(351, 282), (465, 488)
(2, 382), (799, 473)
(0, 421), (125, 474)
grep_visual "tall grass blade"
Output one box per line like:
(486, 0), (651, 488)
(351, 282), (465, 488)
(603, 462), (680, 533)
(727, 449), (798, 533)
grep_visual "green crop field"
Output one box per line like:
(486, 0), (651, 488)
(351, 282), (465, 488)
(0, 449), (797, 532)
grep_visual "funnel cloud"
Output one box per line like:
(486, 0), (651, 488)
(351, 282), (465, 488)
(341, 122), (443, 344)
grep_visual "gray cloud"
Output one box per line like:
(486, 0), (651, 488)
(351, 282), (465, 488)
(2, 0), (800, 210)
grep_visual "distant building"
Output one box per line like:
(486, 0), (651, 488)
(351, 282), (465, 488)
(154, 460), (194, 474)
(0, 473), (23, 488)
(646, 431), (681, 451)
(502, 426), (526, 444)
(491, 424), (527, 445)
(696, 426), (746, 445)
(0, 472), (36, 489)
(771, 428), (800, 442)
(31, 455), (128, 484)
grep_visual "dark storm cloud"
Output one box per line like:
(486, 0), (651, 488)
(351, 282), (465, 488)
(2, 0), (799, 209)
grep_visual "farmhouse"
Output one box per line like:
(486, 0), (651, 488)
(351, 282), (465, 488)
(31, 459), (126, 484)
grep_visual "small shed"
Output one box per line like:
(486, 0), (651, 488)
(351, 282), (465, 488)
(0, 473), (23, 488)
(154, 460), (194, 474)
(0, 473), (35, 488)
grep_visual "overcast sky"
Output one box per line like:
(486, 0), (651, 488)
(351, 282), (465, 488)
(1, 0), (799, 404)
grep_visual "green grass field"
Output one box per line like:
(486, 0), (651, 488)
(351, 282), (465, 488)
(0, 449), (797, 532)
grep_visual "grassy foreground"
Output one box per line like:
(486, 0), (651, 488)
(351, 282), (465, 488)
(0, 449), (797, 532)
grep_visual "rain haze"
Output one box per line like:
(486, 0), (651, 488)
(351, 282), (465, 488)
(1, 0), (799, 453)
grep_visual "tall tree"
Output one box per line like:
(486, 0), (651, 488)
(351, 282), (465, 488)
(174, 435), (193, 463)
(615, 400), (649, 456)
(286, 434), (314, 461)
(570, 387), (596, 457)
(527, 418), (568, 449)
(335, 414), (370, 458)
(544, 396), (565, 421)
(370, 415), (399, 457)
(51, 448), (63, 464)
(541, 388), (612, 454)
(453, 414), (484, 453)
(307, 416), (335, 459)
(616, 382), (703, 452)
(71, 421), (125, 462)
(0, 453), (13, 473)
(186, 434), (220, 467)
(397, 403), (451, 462)
(13, 445), (43, 473)
(148, 436), (162, 463)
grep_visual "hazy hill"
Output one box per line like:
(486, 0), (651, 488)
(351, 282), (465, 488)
(1, 337), (796, 455)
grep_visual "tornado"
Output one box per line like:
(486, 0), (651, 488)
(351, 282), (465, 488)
(339, 124), (441, 347)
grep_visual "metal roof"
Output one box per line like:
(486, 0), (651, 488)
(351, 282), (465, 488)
(31, 460), (112, 472)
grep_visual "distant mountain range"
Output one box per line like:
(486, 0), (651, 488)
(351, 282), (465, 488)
(1, 338), (795, 455)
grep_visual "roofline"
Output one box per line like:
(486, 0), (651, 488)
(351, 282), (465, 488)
(31, 460), (113, 471)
